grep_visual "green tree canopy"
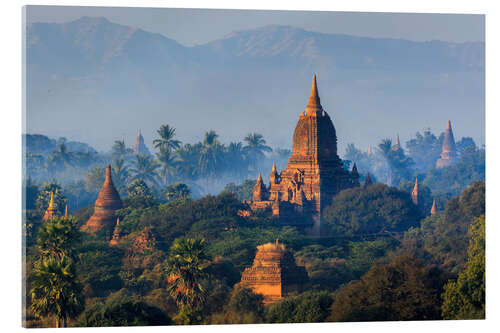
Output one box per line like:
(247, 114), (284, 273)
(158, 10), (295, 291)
(441, 215), (485, 319)
(323, 183), (422, 236)
(76, 298), (171, 327)
(30, 256), (84, 327)
(37, 216), (81, 259)
(328, 255), (444, 322)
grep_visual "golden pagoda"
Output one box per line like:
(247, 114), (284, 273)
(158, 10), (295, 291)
(42, 192), (57, 221)
(411, 178), (419, 206)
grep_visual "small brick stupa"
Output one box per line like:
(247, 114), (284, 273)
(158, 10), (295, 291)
(42, 192), (57, 221)
(240, 240), (308, 304)
(436, 120), (457, 168)
(82, 165), (123, 233)
(109, 218), (121, 246)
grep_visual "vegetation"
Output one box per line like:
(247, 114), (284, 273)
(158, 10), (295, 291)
(23, 125), (485, 327)
(441, 215), (485, 319)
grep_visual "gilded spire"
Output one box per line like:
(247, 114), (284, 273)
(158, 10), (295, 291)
(43, 192), (57, 221)
(64, 204), (68, 217)
(305, 74), (323, 115)
(271, 161), (277, 173)
(430, 199), (437, 215)
(257, 173), (263, 184)
(411, 178), (419, 205)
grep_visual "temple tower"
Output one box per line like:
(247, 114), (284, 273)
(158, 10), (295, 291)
(42, 192), (57, 221)
(240, 240), (308, 304)
(64, 204), (68, 217)
(133, 129), (152, 156)
(82, 165), (123, 233)
(393, 134), (401, 151)
(430, 199), (437, 215)
(436, 120), (457, 168)
(251, 74), (359, 220)
(411, 178), (419, 206)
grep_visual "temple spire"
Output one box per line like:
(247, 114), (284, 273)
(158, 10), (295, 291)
(411, 178), (419, 205)
(364, 173), (373, 187)
(436, 120), (457, 168)
(43, 192), (57, 221)
(64, 204), (68, 217)
(270, 161), (279, 184)
(393, 134), (401, 151)
(305, 74), (323, 115)
(430, 199), (437, 215)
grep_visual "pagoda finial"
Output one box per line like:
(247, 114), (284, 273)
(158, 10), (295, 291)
(430, 199), (437, 215)
(272, 161), (277, 172)
(257, 173), (263, 183)
(305, 73), (322, 115)
(64, 204), (68, 217)
(411, 177), (419, 205)
(48, 192), (54, 210)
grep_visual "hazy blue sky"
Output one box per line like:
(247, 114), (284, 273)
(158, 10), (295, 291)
(26, 6), (484, 45)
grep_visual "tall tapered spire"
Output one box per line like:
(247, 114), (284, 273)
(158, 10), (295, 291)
(436, 120), (457, 168)
(43, 192), (57, 221)
(411, 178), (419, 205)
(270, 161), (279, 184)
(393, 134), (401, 151)
(305, 74), (323, 115)
(64, 204), (68, 217)
(430, 199), (437, 215)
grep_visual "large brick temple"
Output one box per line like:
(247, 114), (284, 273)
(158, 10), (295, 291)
(240, 240), (309, 304)
(251, 74), (359, 219)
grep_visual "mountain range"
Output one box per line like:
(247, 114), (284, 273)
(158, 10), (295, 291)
(26, 16), (485, 153)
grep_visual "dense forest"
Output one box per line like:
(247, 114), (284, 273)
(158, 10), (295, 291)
(23, 124), (485, 327)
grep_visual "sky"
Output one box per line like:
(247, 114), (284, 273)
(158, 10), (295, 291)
(26, 6), (485, 46)
(24, 6), (485, 153)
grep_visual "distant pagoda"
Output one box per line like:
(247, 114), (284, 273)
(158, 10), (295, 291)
(436, 120), (457, 168)
(393, 134), (401, 151)
(133, 129), (152, 156)
(430, 199), (437, 215)
(411, 177), (419, 206)
(240, 240), (309, 304)
(42, 192), (57, 221)
(82, 165), (123, 233)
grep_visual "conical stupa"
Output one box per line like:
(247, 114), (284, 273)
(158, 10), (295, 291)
(82, 165), (123, 233)
(42, 192), (57, 221)
(430, 199), (437, 215)
(436, 120), (457, 168)
(109, 217), (121, 246)
(411, 178), (419, 206)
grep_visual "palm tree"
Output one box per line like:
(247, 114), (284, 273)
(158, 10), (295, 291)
(226, 142), (248, 179)
(130, 153), (160, 187)
(30, 256), (84, 327)
(156, 147), (178, 186)
(165, 238), (210, 309)
(243, 133), (272, 172)
(111, 140), (128, 159)
(199, 130), (223, 179)
(153, 124), (181, 152)
(112, 158), (129, 193)
(176, 143), (202, 180)
(36, 216), (81, 260)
